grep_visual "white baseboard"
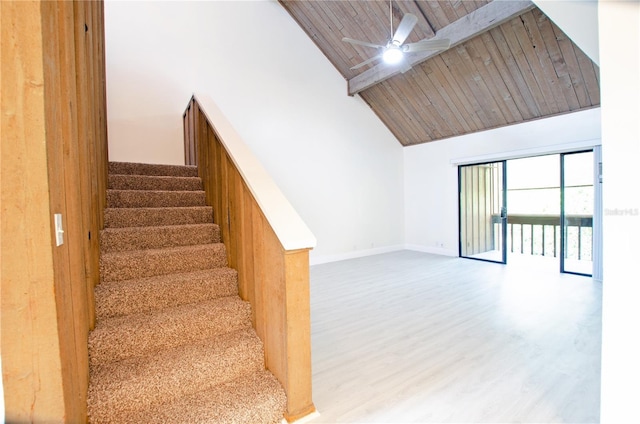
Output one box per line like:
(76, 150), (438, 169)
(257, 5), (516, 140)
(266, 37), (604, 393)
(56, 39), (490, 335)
(404, 244), (458, 257)
(309, 244), (461, 265)
(309, 245), (405, 266)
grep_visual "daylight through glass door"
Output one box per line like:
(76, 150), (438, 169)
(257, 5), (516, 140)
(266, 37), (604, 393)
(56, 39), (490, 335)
(459, 161), (507, 263)
(561, 151), (594, 276)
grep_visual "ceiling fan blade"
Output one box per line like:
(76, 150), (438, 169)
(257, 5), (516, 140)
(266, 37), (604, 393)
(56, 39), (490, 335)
(350, 54), (382, 70)
(342, 37), (384, 49)
(403, 38), (451, 53)
(392, 13), (418, 46)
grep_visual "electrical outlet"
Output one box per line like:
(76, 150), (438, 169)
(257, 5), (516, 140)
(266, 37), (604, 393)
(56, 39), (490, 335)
(54, 214), (64, 246)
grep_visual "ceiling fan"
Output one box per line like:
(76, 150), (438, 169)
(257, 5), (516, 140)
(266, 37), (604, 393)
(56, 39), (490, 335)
(342, 1), (451, 71)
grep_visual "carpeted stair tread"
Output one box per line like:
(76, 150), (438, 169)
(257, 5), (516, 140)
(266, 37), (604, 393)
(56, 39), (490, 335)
(104, 206), (213, 228)
(91, 162), (287, 423)
(109, 370), (287, 424)
(109, 174), (203, 191)
(88, 328), (267, 424)
(95, 268), (238, 320)
(100, 243), (227, 283)
(89, 296), (252, 367)
(100, 223), (221, 252)
(109, 161), (198, 177)
(107, 189), (206, 208)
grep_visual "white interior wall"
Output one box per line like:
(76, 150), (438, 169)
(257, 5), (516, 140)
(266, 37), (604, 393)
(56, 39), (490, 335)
(598, 1), (640, 422)
(533, 0), (599, 65)
(104, 0), (404, 263)
(404, 108), (601, 256)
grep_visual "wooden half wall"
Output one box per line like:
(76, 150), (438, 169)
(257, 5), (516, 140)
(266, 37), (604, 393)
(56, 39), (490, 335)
(1, 0), (108, 421)
(184, 95), (317, 422)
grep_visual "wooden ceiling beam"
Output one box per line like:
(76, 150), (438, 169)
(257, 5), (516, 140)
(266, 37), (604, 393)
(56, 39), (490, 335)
(347, 0), (536, 96)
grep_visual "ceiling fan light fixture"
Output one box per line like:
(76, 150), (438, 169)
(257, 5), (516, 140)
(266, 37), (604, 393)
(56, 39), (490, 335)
(382, 46), (403, 64)
(343, 5), (450, 70)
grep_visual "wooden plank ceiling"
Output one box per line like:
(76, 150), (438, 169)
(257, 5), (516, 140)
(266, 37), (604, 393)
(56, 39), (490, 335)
(278, 0), (600, 146)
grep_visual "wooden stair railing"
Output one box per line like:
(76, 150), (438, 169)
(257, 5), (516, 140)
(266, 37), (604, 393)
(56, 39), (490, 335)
(183, 94), (317, 422)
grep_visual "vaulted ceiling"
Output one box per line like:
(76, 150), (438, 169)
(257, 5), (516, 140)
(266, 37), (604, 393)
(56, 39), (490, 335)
(278, 0), (600, 146)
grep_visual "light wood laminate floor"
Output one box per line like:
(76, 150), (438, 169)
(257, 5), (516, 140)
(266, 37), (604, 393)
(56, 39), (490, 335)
(308, 251), (601, 423)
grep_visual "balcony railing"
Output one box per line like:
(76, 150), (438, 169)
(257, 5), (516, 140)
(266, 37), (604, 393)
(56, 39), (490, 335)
(491, 214), (593, 260)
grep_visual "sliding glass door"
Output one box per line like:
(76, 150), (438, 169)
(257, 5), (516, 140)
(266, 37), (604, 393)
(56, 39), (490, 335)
(458, 151), (599, 276)
(459, 161), (507, 263)
(560, 151), (594, 276)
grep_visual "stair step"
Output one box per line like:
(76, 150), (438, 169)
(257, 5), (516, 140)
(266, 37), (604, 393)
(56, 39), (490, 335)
(100, 243), (227, 283)
(107, 189), (206, 208)
(108, 174), (203, 191)
(105, 370), (287, 424)
(95, 268), (238, 320)
(87, 329), (272, 424)
(100, 223), (220, 252)
(104, 206), (213, 228)
(89, 296), (252, 367)
(92, 163), (286, 423)
(109, 161), (198, 177)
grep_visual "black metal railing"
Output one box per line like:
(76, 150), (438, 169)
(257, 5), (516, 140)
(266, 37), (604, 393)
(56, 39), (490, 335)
(491, 214), (593, 260)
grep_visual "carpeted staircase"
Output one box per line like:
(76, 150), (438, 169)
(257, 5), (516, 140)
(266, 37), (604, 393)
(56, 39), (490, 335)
(87, 161), (286, 423)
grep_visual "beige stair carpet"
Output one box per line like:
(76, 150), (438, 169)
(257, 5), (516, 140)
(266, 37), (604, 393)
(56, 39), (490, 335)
(88, 161), (286, 424)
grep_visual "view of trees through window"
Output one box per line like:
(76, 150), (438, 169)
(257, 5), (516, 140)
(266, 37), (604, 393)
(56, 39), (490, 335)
(507, 153), (593, 264)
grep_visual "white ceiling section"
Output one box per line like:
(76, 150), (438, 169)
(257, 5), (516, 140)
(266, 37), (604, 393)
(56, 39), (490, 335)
(533, 0), (599, 65)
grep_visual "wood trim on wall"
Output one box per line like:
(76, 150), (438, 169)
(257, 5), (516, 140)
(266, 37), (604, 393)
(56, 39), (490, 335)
(1, 0), (109, 421)
(1, 2), (66, 420)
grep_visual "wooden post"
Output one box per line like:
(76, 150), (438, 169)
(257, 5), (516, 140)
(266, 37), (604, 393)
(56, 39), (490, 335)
(2, 1), (108, 421)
